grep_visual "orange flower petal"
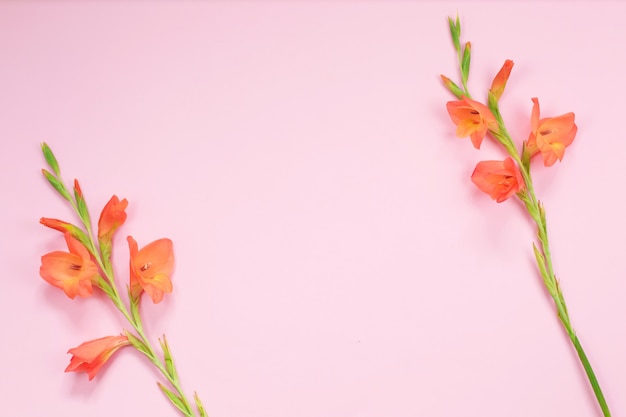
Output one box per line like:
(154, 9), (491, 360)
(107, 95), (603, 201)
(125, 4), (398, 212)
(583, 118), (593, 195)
(471, 157), (525, 203)
(39, 233), (98, 299)
(98, 195), (128, 240)
(446, 97), (498, 149)
(529, 98), (577, 166)
(127, 236), (174, 303)
(40, 217), (72, 233)
(536, 113), (577, 148)
(530, 97), (540, 133)
(489, 59), (514, 101)
(65, 335), (130, 380)
(65, 232), (90, 259)
(133, 239), (174, 277)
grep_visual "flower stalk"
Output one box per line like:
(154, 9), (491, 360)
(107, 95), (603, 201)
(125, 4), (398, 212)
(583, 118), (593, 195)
(39, 143), (208, 417)
(442, 16), (611, 416)
(494, 108), (611, 417)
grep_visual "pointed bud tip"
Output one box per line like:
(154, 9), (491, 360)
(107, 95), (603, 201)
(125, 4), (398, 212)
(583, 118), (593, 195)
(73, 179), (83, 196)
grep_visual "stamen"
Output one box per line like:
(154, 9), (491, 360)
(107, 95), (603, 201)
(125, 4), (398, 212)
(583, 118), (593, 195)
(69, 264), (82, 271)
(140, 263), (151, 272)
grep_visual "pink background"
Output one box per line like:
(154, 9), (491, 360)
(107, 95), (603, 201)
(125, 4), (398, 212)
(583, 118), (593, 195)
(1, 1), (625, 416)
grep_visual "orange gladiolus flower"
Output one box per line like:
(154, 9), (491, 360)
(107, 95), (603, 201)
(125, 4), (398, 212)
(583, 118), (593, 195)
(65, 335), (131, 381)
(527, 97), (577, 167)
(489, 59), (514, 101)
(127, 236), (174, 304)
(40, 232), (99, 298)
(471, 157), (525, 203)
(446, 97), (498, 149)
(98, 195), (128, 240)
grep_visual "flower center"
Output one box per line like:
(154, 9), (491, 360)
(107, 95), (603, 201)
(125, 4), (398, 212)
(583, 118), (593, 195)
(140, 263), (152, 272)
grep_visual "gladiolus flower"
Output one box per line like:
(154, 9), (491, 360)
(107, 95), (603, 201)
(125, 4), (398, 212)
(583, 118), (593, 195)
(127, 236), (174, 304)
(65, 335), (130, 381)
(98, 195), (128, 240)
(527, 97), (577, 167)
(471, 157), (525, 203)
(446, 97), (498, 149)
(40, 232), (99, 298)
(489, 59), (514, 101)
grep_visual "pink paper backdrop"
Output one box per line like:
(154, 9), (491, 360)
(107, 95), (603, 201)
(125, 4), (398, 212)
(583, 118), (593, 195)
(1, 1), (625, 416)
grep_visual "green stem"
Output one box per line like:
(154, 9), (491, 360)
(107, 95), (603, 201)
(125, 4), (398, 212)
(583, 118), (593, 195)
(131, 324), (195, 416)
(572, 335), (612, 417)
(528, 186), (611, 416)
(491, 107), (611, 417)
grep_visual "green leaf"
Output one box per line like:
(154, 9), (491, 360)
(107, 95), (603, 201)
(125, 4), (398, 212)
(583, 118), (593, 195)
(73, 180), (92, 226)
(160, 335), (179, 382)
(533, 243), (555, 296)
(100, 239), (112, 263)
(441, 75), (464, 99)
(99, 240), (115, 280)
(521, 142), (531, 173)
(487, 91), (498, 114)
(41, 143), (61, 177)
(124, 330), (152, 358)
(95, 276), (115, 298)
(448, 16), (461, 53)
(515, 189), (531, 209)
(554, 278), (570, 319)
(70, 227), (95, 255)
(129, 289), (143, 328)
(158, 382), (191, 416)
(194, 391), (208, 417)
(538, 201), (547, 227)
(461, 42), (471, 85)
(42, 169), (72, 201)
